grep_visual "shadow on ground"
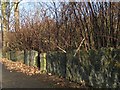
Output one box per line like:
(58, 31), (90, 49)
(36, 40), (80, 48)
(1, 63), (61, 88)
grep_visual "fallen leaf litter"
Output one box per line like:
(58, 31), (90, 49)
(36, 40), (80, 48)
(0, 58), (40, 76)
(0, 58), (88, 88)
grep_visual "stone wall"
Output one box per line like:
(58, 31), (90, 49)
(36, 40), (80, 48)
(6, 50), (38, 66)
(46, 48), (120, 88)
(5, 48), (120, 88)
(46, 51), (67, 77)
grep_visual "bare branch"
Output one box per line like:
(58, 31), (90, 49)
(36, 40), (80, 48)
(74, 38), (85, 57)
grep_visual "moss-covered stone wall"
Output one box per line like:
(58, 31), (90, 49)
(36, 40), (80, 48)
(5, 48), (120, 88)
(46, 51), (67, 78)
(46, 48), (120, 88)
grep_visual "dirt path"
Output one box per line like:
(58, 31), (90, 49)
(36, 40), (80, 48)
(1, 63), (61, 88)
(0, 58), (85, 89)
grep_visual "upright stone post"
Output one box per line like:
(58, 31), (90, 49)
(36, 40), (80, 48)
(40, 53), (47, 73)
(24, 49), (29, 65)
(33, 51), (38, 67)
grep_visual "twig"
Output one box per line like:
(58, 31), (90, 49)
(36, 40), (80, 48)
(74, 38), (85, 57)
(57, 46), (66, 53)
(49, 41), (66, 53)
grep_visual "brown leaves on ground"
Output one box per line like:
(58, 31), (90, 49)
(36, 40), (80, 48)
(0, 58), (88, 88)
(0, 58), (40, 76)
(42, 74), (87, 88)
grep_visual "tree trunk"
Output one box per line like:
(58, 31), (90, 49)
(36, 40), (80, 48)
(1, 1), (10, 58)
(14, 0), (19, 31)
